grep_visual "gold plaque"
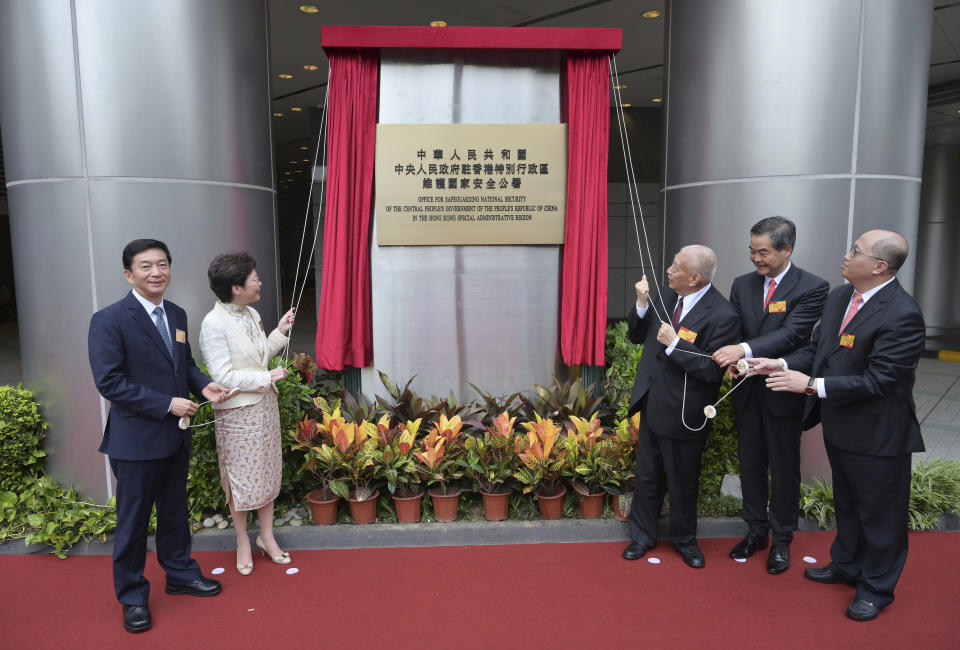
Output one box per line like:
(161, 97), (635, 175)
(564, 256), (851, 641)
(375, 124), (567, 245)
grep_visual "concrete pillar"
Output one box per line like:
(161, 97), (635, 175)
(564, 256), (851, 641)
(916, 145), (960, 335)
(662, 0), (933, 294)
(0, 0), (278, 501)
(661, 0), (934, 482)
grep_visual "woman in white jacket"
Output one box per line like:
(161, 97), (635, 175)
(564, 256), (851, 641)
(199, 252), (296, 575)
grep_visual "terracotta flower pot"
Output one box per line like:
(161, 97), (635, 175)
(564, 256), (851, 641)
(348, 489), (380, 524)
(480, 489), (510, 522)
(578, 492), (605, 519)
(428, 488), (462, 523)
(392, 492), (423, 523)
(305, 489), (339, 525)
(536, 484), (567, 520)
(611, 493), (630, 522)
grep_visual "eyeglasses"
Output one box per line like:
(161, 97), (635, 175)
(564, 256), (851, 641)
(849, 246), (886, 263)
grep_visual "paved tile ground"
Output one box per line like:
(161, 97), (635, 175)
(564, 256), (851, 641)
(915, 357), (960, 464)
(2, 321), (959, 463)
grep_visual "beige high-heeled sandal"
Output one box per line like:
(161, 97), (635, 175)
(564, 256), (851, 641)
(255, 536), (291, 565)
(236, 546), (253, 576)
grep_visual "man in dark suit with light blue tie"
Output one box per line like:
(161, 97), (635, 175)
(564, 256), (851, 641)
(712, 217), (828, 574)
(757, 229), (925, 622)
(88, 239), (228, 633)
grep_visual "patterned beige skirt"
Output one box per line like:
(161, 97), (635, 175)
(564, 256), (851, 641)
(213, 390), (282, 512)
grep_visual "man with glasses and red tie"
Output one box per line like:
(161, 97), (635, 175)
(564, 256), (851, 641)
(751, 229), (925, 622)
(712, 217), (828, 575)
(621, 245), (740, 569)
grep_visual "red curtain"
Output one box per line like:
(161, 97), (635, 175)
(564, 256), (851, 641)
(315, 50), (378, 369)
(560, 54), (609, 366)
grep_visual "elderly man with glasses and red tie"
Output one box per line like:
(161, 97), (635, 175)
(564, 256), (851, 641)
(751, 229), (926, 622)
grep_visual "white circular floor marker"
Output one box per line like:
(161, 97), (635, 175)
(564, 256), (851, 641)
(285, 567), (299, 575)
(647, 557), (661, 564)
(803, 556), (817, 564)
(211, 567), (225, 575)
(734, 558), (746, 563)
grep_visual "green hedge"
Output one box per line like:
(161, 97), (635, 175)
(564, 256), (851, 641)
(0, 385), (47, 491)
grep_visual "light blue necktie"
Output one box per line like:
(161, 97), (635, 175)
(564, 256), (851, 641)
(152, 305), (174, 358)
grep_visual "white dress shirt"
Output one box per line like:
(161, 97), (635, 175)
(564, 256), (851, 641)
(637, 282), (713, 355)
(741, 262), (791, 359)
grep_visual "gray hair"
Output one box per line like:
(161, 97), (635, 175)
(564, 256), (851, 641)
(750, 216), (796, 250)
(680, 245), (717, 282)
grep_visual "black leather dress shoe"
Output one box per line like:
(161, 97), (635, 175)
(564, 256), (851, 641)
(674, 542), (705, 568)
(122, 604), (151, 633)
(846, 598), (880, 621)
(622, 541), (653, 561)
(729, 534), (769, 559)
(766, 543), (790, 574)
(165, 576), (222, 597)
(804, 566), (853, 585)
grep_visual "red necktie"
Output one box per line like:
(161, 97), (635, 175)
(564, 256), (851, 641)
(839, 292), (863, 334)
(671, 297), (684, 329)
(763, 278), (777, 311)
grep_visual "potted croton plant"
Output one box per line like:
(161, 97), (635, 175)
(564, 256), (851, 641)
(413, 414), (466, 522)
(514, 416), (568, 519)
(609, 412), (640, 521)
(373, 417), (424, 523)
(562, 413), (616, 519)
(461, 411), (518, 521)
(306, 402), (383, 524)
(289, 411), (341, 525)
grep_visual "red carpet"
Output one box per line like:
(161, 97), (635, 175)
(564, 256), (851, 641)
(2, 530), (958, 649)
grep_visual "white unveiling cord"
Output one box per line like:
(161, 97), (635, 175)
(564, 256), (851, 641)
(282, 65), (332, 362)
(611, 55), (750, 431)
(611, 54), (672, 323)
(177, 388), (256, 429)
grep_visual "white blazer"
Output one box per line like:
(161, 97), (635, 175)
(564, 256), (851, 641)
(198, 301), (289, 410)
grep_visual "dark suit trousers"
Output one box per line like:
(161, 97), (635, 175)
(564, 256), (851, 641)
(110, 444), (201, 605)
(629, 418), (705, 546)
(825, 440), (911, 608)
(736, 401), (803, 544)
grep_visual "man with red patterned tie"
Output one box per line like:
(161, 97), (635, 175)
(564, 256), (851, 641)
(712, 217), (828, 575)
(753, 230), (925, 622)
(621, 245), (740, 569)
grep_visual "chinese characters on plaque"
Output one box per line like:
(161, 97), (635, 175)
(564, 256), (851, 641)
(375, 124), (567, 245)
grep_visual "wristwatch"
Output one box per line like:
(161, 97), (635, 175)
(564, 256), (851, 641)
(804, 378), (817, 396)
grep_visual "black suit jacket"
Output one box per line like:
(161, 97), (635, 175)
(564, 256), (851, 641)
(89, 291), (211, 461)
(785, 279), (925, 457)
(626, 285), (741, 441)
(730, 264), (829, 416)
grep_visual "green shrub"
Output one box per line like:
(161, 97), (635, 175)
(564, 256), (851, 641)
(800, 459), (960, 531)
(909, 458), (960, 531)
(801, 477), (835, 529)
(0, 388), (116, 557)
(602, 321), (643, 420)
(0, 385), (48, 491)
(698, 378), (740, 501)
